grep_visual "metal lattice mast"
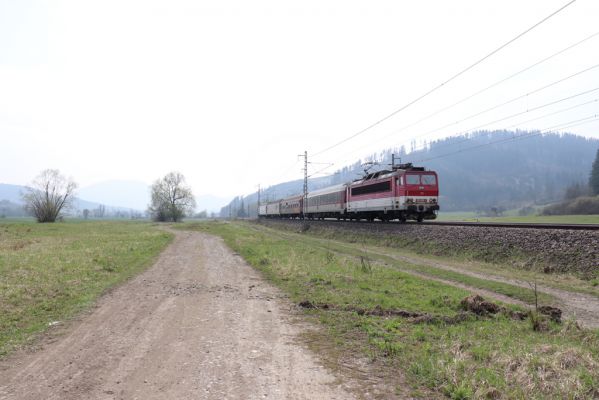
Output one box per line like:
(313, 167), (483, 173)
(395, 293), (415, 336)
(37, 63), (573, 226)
(299, 150), (308, 218)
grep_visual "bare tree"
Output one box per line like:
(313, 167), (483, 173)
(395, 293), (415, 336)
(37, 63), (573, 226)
(22, 169), (77, 223)
(148, 172), (196, 222)
(93, 204), (106, 218)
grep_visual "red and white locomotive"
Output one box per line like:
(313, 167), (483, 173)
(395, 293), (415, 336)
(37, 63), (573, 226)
(259, 163), (439, 222)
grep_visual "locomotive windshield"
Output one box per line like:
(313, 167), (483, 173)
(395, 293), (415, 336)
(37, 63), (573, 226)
(421, 174), (437, 185)
(406, 175), (420, 185)
(405, 174), (437, 185)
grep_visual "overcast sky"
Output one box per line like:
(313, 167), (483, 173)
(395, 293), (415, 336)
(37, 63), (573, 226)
(1, 0), (599, 200)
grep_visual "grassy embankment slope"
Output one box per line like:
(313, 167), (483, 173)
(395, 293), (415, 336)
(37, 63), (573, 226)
(181, 221), (599, 399)
(0, 220), (172, 357)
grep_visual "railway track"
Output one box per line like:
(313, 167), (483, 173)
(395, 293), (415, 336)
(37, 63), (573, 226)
(423, 221), (599, 231)
(266, 218), (599, 231)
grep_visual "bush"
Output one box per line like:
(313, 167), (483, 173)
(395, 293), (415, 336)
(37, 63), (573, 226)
(542, 195), (599, 215)
(517, 206), (536, 216)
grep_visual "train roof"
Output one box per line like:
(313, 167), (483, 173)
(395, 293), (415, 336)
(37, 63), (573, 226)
(353, 164), (430, 184)
(280, 195), (303, 202)
(306, 184), (347, 197)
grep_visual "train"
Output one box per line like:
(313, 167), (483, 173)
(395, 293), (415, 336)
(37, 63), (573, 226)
(258, 163), (439, 222)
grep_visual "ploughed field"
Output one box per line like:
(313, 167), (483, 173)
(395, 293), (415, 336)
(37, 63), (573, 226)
(182, 220), (599, 399)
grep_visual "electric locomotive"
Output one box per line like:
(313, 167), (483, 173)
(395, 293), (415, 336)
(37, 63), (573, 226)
(258, 163), (439, 222)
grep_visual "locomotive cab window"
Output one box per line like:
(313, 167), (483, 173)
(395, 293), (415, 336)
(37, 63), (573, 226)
(421, 174), (437, 185)
(406, 174), (420, 185)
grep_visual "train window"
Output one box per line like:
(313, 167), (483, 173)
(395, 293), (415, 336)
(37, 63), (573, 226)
(406, 175), (420, 185)
(421, 175), (437, 185)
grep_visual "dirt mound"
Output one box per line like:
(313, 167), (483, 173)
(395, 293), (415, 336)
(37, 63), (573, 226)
(460, 294), (501, 315)
(539, 305), (562, 323)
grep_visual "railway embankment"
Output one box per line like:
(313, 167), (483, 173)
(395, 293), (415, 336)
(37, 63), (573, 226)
(259, 219), (599, 279)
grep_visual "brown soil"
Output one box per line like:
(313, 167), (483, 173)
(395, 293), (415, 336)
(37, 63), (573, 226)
(0, 231), (361, 400)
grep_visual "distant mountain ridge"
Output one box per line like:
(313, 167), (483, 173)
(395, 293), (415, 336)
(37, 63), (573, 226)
(78, 180), (150, 211)
(222, 131), (599, 214)
(0, 183), (24, 203)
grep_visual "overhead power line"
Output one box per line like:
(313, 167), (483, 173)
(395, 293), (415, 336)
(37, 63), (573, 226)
(374, 30), (599, 145)
(414, 63), (599, 139)
(311, 0), (578, 158)
(414, 114), (598, 163)
(334, 84), (599, 166)
(403, 88), (599, 155)
(415, 98), (598, 156)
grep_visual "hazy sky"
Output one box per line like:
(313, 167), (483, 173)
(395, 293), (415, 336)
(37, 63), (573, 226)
(2, 0), (599, 199)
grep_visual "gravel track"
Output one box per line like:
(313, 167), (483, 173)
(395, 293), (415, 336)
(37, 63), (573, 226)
(0, 230), (359, 400)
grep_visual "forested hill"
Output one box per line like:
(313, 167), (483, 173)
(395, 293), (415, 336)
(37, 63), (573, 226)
(222, 131), (599, 215)
(412, 131), (598, 211)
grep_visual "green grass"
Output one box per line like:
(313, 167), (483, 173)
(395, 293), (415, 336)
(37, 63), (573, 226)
(0, 220), (172, 357)
(270, 231), (557, 305)
(180, 221), (599, 399)
(437, 212), (599, 224)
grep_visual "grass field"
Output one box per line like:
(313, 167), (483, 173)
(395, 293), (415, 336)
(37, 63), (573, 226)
(0, 220), (172, 357)
(437, 212), (599, 224)
(181, 221), (599, 399)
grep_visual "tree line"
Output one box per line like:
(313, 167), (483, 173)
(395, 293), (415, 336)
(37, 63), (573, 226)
(20, 169), (197, 223)
(542, 147), (599, 215)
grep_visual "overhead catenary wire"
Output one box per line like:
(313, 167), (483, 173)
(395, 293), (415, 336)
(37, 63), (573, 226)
(396, 87), (599, 156)
(257, 1), (590, 205)
(333, 82), (599, 167)
(368, 30), (599, 147)
(309, 114), (599, 184)
(413, 114), (599, 164)
(310, 0), (578, 159)
(280, 82), (598, 196)
(413, 62), (599, 140)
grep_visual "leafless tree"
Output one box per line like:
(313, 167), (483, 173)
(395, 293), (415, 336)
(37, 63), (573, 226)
(148, 171), (196, 222)
(22, 169), (77, 223)
(93, 204), (106, 218)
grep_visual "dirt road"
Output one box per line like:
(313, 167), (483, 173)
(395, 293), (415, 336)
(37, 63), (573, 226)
(0, 230), (356, 400)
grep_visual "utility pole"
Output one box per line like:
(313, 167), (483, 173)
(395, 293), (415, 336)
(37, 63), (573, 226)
(298, 150), (308, 218)
(256, 184), (261, 219)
